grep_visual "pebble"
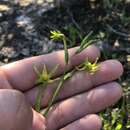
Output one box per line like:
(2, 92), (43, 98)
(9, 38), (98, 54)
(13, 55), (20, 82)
(0, 0), (56, 65)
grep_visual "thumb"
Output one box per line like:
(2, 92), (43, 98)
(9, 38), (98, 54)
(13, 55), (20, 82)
(0, 89), (46, 130)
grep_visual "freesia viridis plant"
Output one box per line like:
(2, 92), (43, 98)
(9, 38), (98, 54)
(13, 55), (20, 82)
(50, 30), (69, 64)
(34, 30), (99, 116)
(34, 64), (59, 112)
(76, 58), (99, 74)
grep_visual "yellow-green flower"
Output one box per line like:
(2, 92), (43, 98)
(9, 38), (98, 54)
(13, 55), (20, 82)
(50, 30), (64, 40)
(76, 58), (99, 74)
(33, 64), (59, 84)
(50, 30), (69, 64)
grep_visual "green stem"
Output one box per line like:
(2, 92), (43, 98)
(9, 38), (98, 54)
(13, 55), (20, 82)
(43, 69), (76, 117)
(42, 35), (69, 116)
(35, 83), (47, 112)
(63, 37), (69, 65)
(43, 76), (65, 117)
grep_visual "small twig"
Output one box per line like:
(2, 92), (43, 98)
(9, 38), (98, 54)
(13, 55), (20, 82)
(106, 24), (130, 38)
(67, 8), (83, 33)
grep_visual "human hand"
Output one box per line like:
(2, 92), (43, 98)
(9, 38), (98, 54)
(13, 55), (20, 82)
(0, 45), (123, 130)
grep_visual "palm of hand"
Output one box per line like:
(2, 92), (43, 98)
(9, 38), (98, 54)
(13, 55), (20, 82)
(0, 46), (123, 130)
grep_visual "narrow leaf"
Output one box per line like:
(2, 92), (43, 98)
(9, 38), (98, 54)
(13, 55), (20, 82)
(49, 64), (59, 78)
(33, 65), (40, 77)
(76, 31), (93, 54)
(80, 31), (93, 48)
(76, 40), (94, 54)
(63, 37), (69, 64)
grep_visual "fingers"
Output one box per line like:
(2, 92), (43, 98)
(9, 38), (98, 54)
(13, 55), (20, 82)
(0, 70), (12, 89)
(60, 114), (101, 130)
(25, 60), (123, 107)
(44, 82), (122, 130)
(0, 90), (33, 130)
(32, 110), (46, 130)
(92, 60), (123, 85)
(0, 89), (46, 130)
(1, 45), (100, 91)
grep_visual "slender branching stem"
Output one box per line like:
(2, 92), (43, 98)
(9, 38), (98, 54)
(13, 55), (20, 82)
(34, 30), (98, 117)
(35, 82), (47, 112)
(43, 76), (65, 117)
(43, 68), (76, 117)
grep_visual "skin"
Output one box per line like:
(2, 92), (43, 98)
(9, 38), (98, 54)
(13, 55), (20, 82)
(0, 45), (123, 130)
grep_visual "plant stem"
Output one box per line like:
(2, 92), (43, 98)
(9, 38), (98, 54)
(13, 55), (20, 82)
(43, 30), (96, 117)
(63, 37), (69, 64)
(43, 76), (65, 117)
(35, 83), (47, 112)
(43, 69), (76, 117)
(107, 24), (130, 38)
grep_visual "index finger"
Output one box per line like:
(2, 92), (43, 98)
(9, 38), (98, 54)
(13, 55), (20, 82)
(1, 45), (100, 91)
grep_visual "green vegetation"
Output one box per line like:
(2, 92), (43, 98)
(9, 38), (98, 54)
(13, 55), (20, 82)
(34, 30), (99, 117)
(34, 0), (130, 129)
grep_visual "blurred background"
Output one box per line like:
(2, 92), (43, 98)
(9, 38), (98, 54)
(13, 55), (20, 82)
(0, 0), (130, 129)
